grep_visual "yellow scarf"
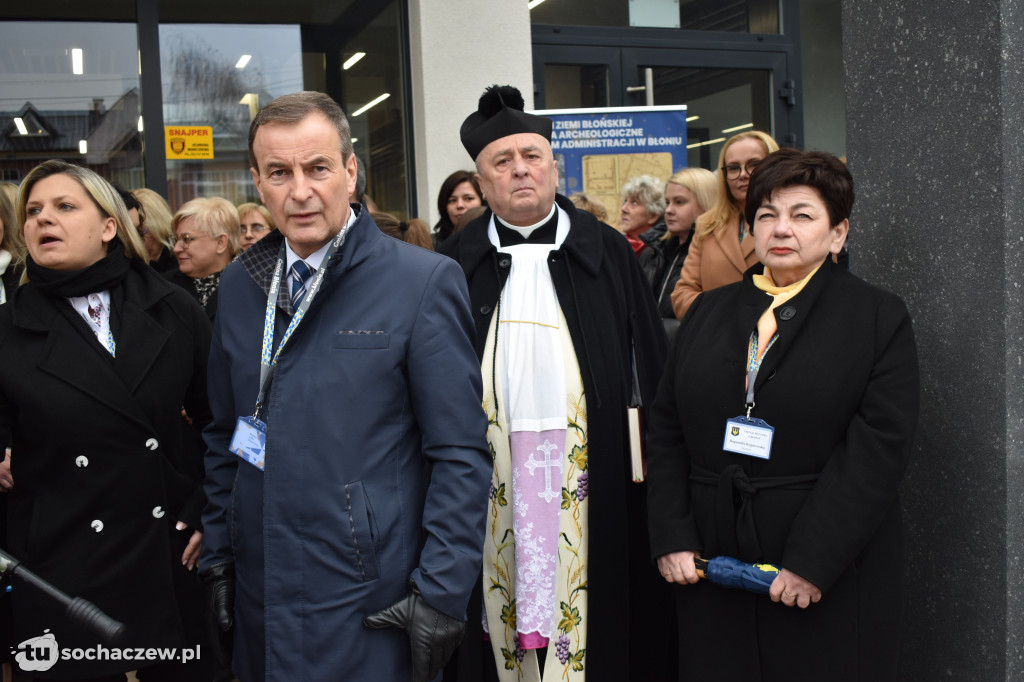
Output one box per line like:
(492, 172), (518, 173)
(750, 262), (823, 361)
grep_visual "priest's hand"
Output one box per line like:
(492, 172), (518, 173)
(770, 568), (822, 609)
(658, 550), (702, 584)
(364, 582), (466, 682)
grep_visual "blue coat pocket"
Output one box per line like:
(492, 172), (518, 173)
(343, 481), (381, 581)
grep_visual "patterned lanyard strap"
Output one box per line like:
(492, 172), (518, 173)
(744, 331), (778, 418)
(254, 225), (350, 417)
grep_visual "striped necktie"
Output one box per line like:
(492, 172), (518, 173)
(289, 260), (314, 309)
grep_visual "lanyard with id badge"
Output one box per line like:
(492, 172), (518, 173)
(228, 226), (350, 470)
(722, 333), (776, 460)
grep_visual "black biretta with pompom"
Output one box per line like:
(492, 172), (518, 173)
(460, 85), (553, 160)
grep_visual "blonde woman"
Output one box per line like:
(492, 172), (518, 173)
(132, 187), (178, 272)
(236, 201), (276, 251)
(166, 196), (240, 321)
(0, 189), (25, 303)
(2, 160), (212, 680)
(670, 131), (779, 319)
(638, 168), (718, 328)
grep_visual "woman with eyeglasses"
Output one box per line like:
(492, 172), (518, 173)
(0, 160), (213, 680)
(165, 197), (240, 322)
(671, 131), (779, 319)
(236, 202), (275, 251)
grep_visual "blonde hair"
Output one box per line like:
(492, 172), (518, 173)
(694, 131), (779, 244)
(17, 160), (147, 262)
(569, 192), (608, 222)
(0, 188), (25, 263)
(172, 197), (241, 256)
(236, 202), (276, 230)
(661, 167), (718, 242)
(0, 182), (18, 207)
(132, 188), (175, 251)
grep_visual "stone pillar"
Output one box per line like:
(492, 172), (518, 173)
(407, 1), (534, 225)
(843, 1), (1024, 679)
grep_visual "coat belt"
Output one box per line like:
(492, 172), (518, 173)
(690, 464), (819, 560)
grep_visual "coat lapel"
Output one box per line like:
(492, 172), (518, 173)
(15, 268), (166, 432)
(750, 259), (836, 393)
(717, 228), (755, 276)
(113, 297), (171, 395)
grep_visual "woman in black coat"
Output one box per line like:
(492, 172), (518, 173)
(646, 149), (919, 681)
(164, 196), (240, 323)
(2, 160), (212, 681)
(638, 167), (718, 341)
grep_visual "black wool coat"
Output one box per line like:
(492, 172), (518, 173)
(0, 261), (211, 678)
(439, 194), (675, 682)
(646, 258), (919, 681)
(163, 267), (218, 323)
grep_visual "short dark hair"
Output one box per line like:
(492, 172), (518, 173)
(745, 148), (854, 229)
(248, 91), (352, 173)
(113, 184), (142, 214)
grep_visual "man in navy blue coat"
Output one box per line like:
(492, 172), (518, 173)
(199, 91), (491, 682)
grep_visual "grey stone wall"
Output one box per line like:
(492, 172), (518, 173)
(843, 0), (1024, 678)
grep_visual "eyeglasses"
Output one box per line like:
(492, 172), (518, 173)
(171, 233), (212, 248)
(722, 161), (762, 180)
(239, 225), (269, 236)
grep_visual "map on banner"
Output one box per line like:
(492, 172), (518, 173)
(534, 105), (688, 229)
(582, 153), (674, 222)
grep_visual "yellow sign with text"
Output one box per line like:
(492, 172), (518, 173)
(165, 126), (214, 159)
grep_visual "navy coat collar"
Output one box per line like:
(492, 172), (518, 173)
(238, 204), (380, 313)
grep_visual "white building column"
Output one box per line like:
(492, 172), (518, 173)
(407, 0), (534, 226)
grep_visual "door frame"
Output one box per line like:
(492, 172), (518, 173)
(531, 18), (803, 148)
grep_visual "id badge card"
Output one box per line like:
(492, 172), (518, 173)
(722, 416), (775, 460)
(230, 416), (267, 470)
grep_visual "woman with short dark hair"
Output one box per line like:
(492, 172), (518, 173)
(647, 148), (919, 681)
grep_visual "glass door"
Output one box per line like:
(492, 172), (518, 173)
(533, 43), (799, 172)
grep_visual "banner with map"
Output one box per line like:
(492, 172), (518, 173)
(533, 105), (688, 229)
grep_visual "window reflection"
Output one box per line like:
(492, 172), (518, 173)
(159, 24), (304, 208)
(0, 22), (143, 187)
(339, 1), (408, 217)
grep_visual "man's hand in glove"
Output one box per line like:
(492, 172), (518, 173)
(199, 561), (235, 675)
(363, 582), (466, 682)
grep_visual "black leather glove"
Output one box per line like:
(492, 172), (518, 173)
(199, 561), (235, 677)
(363, 582), (466, 682)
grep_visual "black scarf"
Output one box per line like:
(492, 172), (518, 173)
(25, 239), (132, 298)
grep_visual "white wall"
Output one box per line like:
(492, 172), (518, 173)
(407, 0), (534, 226)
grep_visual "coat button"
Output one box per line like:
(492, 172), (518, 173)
(152, 506), (165, 519)
(145, 438), (159, 450)
(75, 456), (89, 468)
(480, 305), (492, 315)
(779, 306), (796, 321)
(498, 258), (510, 268)
(91, 520), (104, 533)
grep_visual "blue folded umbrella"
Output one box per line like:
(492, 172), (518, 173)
(693, 556), (780, 595)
